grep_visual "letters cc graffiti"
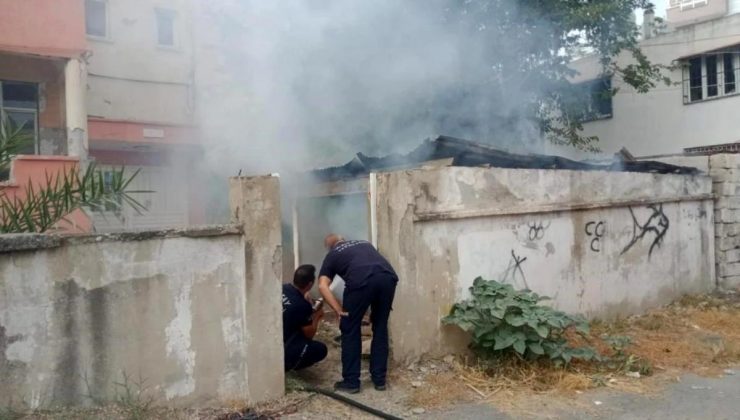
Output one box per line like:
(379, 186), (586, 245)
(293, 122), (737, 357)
(585, 221), (605, 252)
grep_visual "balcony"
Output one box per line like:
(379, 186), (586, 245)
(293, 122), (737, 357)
(0, 0), (86, 59)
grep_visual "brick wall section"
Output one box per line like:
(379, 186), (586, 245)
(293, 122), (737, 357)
(710, 154), (740, 289)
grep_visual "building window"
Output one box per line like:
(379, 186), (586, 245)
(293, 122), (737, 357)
(85, 0), (108, 38)
(669, 0), (709, 10)
(0, 81), (39, 155)
(682, 49), (740, 104)
(156, 9), (176, 47)
(572, 77), (613, 123)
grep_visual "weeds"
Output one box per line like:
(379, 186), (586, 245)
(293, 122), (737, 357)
(600, 335), (653, 375)
(112, 372), (155, 420)
(0, 407), (23, 420)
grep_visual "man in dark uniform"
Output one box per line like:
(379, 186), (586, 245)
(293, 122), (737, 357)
(317, 234), (398, 394)
(282, 264), (328, 371)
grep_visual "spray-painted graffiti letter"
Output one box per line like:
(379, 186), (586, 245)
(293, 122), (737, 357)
(501, 249), (529, 289)
(621, 204), (669, 259)
(585, 221), (605, 253)
(527, 221), (551, 241)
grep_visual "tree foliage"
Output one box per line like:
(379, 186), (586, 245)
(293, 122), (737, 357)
(0, 115), (147, 233)
(443, 277), (598, 364)
(443, 0), (669, 150)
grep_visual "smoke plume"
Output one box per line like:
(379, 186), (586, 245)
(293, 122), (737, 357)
(192, 0), (553, 177)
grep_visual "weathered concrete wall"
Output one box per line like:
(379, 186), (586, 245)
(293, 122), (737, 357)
(374, 167), (715, 361)
(708, 154), (740, 289)
(0, 176), (285, 409)
(228, 175), (285, 403)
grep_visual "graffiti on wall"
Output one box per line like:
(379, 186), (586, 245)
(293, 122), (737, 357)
(585, 221), (606, 253)
(621, 204), (669, 259)
(527, 221), (550, 241)
(501, 249), (529, 289)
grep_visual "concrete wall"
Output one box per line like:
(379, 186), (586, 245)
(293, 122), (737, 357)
(570, 13), (740, 156)
(636, 153), (740, 289)
(0, 176), (284, 409)
(374, 167), (715, 361)
(708, 154), (740, 288)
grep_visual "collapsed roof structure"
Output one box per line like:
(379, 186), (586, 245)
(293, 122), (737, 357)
(311, 136), (699, 182)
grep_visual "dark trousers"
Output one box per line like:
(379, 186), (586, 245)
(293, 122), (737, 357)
(285, 339), (328, 371)
(340, 273), (397, 387)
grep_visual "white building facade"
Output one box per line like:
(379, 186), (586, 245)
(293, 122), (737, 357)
(571, 1), (740, 156)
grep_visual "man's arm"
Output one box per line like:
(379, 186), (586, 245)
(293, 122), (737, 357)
(318, 275), (348, 317)
(301, 309), (324, 339)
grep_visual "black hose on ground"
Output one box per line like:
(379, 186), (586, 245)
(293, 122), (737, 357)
(303, 385), (405, 420)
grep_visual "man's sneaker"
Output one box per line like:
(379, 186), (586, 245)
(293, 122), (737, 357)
(373, 383), (387, 391)
(334, 381), (360, 394)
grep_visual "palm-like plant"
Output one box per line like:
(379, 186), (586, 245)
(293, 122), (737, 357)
(0, 114), (148, 233)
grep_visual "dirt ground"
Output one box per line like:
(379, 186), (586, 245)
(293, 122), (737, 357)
(5, 288), (739, 420)
(283, 287), (740, 419)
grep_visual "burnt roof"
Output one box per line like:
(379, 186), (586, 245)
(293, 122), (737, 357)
(311, 136), (700, 182)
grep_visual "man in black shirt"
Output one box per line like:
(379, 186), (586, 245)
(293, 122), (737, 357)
(318, 234), (398, 394)
(282, 264), (328, 371)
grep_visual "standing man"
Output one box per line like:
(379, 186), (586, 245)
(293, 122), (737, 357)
(282, 264), (328, 371)
(318, 234), (398, 393)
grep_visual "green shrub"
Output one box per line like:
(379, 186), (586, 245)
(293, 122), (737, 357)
(442, 277), (598, 364)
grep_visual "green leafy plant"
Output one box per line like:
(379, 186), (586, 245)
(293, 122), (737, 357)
(443, 277), (598, 364)
(0, 115), (149, 233)
(601, 334), (653, 375)
(0, 114), (32, 179)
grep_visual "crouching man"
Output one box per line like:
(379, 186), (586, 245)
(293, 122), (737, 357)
(283, 264), (328, 371)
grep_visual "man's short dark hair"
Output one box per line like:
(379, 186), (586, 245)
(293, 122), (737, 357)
(293, 264), (316, 289)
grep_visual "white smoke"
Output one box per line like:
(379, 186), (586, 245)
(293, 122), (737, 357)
(191, 0), (549, 177)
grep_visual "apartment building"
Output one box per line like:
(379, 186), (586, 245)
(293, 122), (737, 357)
(570, 0), (740, 157)
(83, 0), (203, 230)
(1, 0), (205, 232)
(0, 0), (93, 231)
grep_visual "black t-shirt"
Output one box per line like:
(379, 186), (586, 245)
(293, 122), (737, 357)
(319, 240), (398, 290)
(282, 283), (312, 344)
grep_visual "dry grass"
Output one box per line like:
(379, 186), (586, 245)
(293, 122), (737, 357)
(592, 290), (740, 374)
(408, 290), (740, 413)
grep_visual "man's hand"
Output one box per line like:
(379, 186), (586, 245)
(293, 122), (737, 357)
(314, 309), (325, 321)
(318, 275), (348, 318)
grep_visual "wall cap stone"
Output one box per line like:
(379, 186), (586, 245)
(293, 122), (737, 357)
(0, 224), (242, 253)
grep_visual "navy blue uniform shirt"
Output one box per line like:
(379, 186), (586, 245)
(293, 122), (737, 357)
(282, 283), (312, 344)
(319, 240), (398, 290)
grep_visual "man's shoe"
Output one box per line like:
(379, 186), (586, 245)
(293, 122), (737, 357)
(374, 383), (387, 391)
(334, 381), (360, 394)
